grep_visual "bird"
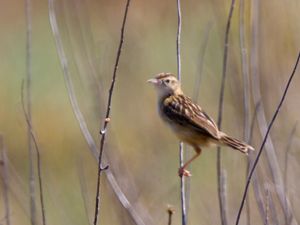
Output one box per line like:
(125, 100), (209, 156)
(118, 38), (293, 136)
(147, 72), (254, 177)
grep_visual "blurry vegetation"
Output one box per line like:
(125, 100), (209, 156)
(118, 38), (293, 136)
(0, 0), (299, 225)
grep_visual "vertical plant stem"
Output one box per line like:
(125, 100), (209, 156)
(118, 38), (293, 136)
(217, 0), (236, 224)
(25, 0), (36, 224)
(235, 52), (300, 225)
(176, 0), (187, 225)
(48, 2), (148, 225)
(93, 1), (131, 225)
(21, 83), (47, 225)
(239, 0), (251, 224)
(0, 136), (11, 225)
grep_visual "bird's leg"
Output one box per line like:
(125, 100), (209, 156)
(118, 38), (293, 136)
(178, 146), (202, 177)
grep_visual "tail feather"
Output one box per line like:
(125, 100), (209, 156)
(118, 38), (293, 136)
(219, 133), (254, 154)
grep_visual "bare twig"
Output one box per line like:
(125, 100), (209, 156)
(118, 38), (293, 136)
(235, 52), (300, 225)
(21, 82), (47, 225)
(176, 1), (187, 225)
(48, 2), (149, 225)
(25, 0), (36, 224)
(167, 206), (175, 225)
(93, 1), (131, 224)
(284, 122), (298, 225)
(0, 136), (11, 225)
(216, 1), (236, 224)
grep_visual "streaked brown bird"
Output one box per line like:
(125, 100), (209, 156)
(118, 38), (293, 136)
(148, 72), (254, 177)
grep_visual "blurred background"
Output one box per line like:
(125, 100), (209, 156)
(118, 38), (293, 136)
(0, 0), (299, 225)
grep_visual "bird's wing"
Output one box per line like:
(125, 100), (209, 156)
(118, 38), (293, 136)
(162, 95), (220, 139)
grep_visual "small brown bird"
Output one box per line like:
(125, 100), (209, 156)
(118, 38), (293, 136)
(148, 72), (254, 177)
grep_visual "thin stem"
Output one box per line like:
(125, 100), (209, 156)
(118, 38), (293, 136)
(48, 2), (148, 225)
(235, 52), (300, 225)
(239, 0), (251, 223)
(25, 0), (36, 224)
(176, 0), (187, 225)
(0, 136), (11, 225)
(217, 1), (236, 224)
(21, 82), (47, 225)
(179, 142), (186, 225)
(249, 0), (296, 221)
(93, 1), (131, 224)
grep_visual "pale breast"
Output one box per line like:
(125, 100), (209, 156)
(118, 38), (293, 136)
(166, 120), (215, 147)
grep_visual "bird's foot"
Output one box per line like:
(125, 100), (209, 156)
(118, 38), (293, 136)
(178, 167), (192, 177)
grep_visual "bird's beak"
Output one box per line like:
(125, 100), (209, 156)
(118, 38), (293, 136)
(147, 78), (159, 85)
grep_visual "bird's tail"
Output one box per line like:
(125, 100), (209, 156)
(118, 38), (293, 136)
(219, 133), (254, 154)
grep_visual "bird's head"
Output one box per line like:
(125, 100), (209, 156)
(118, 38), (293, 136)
(147, 73), (183, 98)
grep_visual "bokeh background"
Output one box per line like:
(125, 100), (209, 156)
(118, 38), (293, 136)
(0, 0), (299, 225)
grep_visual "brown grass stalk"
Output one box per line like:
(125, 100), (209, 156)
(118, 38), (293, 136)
(92, 0), (132, 224)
